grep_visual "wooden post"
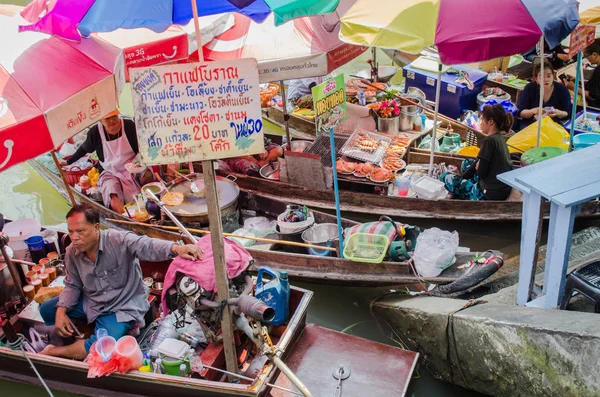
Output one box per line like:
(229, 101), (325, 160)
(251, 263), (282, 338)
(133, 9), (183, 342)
(191, 0), (238, 377)
(51, 151), (77, 207)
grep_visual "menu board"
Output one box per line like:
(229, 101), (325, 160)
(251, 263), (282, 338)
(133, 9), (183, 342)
(130, 59), (264, 165)
(312, 74), (347, 137)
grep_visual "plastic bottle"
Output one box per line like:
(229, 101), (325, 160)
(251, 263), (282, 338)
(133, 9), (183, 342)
(179, 363), (187, 377)
(255, 267), (290, 326)
(154, 358), (163, 374)
(358, 91), (366, 106)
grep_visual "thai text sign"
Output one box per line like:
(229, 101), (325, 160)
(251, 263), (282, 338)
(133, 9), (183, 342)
(130, 59), (264, 165)
(569, 24), (596, 59)
(312, 74), (347, 136)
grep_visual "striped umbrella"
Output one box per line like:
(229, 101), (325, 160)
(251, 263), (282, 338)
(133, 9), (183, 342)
(18, 0), (341, 42)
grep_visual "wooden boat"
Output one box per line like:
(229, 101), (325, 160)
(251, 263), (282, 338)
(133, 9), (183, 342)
(29, 157), (496, 287)
(0, 238), (418, 396)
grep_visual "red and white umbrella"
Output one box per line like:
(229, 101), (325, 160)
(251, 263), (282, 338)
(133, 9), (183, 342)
(0, 10), (123, 171)
(198, 0), (366, 83)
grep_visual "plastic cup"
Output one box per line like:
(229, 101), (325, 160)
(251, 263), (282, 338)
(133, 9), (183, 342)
(395, 178), (411, 197)
(115, 335), (144, 369)
(39, 273), (50, 287)
(95, 335), (116, 362)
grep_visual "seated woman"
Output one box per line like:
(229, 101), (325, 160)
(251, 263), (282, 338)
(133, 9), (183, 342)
(219, 137), (283, 176)
(442, 104), (514, 201)
(518, 59), (571, 129)
(562, 39), (600, 109)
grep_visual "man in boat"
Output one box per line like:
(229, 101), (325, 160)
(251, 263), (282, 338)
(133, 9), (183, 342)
(39, 204), (203, 360)
(59, 110), (152, 214)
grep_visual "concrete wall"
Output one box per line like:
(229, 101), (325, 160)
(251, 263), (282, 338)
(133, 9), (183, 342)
(374, 296), (600, 397)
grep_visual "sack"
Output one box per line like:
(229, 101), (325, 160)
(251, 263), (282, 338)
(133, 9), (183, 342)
(507, 116), (569, 153)
(413, 228), (459, 277)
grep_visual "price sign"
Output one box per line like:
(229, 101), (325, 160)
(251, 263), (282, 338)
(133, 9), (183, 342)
(569, 24), (596, 59)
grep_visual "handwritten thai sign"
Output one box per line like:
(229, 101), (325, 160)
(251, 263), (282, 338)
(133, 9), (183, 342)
(569, 24), (596, 59)
(129, 59), (264, 165)
(312, 74), (347, 137)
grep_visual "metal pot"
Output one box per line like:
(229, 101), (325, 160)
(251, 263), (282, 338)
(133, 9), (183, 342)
(301, 223), (339, 257)
(399, 105), (421, 132)
(377, 116), (399, 133)
(289, 140), (313, 153)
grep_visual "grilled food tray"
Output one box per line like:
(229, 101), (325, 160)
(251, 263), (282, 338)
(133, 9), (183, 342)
(340, 129), (391, 164)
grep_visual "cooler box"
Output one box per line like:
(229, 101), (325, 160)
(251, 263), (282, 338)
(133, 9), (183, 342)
(402, 63), (488, 119)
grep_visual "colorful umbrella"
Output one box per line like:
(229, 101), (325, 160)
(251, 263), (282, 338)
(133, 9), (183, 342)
(339, 0), (579, 65)
(580, 5), (600, 25)
(200, 0), (365, 83)
(0, 11), (123, 172)
(18, 0), (340, 42)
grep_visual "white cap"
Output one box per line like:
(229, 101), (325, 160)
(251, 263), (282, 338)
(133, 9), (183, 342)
(179, 364), (187, 371)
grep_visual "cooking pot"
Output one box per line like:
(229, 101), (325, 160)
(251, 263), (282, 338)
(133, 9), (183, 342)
(399, 105), (421, 132)
(161, 173), (240, 227)
(301, 223), (339, 257)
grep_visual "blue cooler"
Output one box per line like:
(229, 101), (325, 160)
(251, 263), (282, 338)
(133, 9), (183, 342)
(403, 63), (488, 119)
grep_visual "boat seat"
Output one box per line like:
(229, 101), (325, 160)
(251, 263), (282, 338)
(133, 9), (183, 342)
(560, 260), (600, 312)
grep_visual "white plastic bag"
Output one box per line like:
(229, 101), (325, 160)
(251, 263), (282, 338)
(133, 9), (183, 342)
(243, 217), (276, 237)
(413, 228), (459, 277)
(227, 228), (257, 248)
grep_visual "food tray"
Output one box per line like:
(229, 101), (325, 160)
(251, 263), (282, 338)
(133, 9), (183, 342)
(564, 110), (600, 136)
(340, 129), (391, 164)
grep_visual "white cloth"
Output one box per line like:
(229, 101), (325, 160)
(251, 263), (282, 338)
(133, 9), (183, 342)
(286, 77), (322, 100)
(97, 120), (140, 208)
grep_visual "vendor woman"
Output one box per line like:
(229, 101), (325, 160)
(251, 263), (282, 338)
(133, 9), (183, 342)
(442, 104), (513, 201)
(518, 59), (571, 129)
(218, 136), (283, 176)
(60, 110), (151, 213)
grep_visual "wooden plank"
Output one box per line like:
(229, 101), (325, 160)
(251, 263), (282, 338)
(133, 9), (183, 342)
(551, 180), (600, 208)
(516, 192), (543, 306)
(202, 160), (239, 376)
(515, 145), (600, 198)
(543, 204), (581, 309)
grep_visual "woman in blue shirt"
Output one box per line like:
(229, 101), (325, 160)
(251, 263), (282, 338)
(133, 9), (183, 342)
(518, 59), (571, 129)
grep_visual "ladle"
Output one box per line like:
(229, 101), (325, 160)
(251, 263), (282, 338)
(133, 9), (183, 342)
(172, 169), (203, 195)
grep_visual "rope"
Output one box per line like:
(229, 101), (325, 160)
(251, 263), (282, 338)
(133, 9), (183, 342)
(7, 334), (55, 397)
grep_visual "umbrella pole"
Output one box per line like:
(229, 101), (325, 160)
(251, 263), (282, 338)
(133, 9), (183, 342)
(568, 52), (582, 152)
(190, 0), (239, 379)
(536, 36), (544, 148)
(280, 80), (292, 150)
(428, 63), (442, 177)
(328, 126), (344, 256)
(51, 152), (76, 207)
(580, 54), (587, 117)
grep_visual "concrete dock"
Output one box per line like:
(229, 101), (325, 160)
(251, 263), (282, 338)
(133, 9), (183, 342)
(373, 227), (600, 397)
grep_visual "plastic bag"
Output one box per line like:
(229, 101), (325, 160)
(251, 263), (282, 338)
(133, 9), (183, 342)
(86, 342), (135, 378)
(227, 228), (257, 248)
(243, 217), (276, 238)
(413, 228), (459, 277)
(507, 116), (569, 153)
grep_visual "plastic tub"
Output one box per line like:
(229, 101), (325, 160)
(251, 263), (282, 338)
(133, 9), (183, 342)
(411, 175), (446, 200)
(277, 207), (314, 234)
(162, 356), (189, 376)
(343, 233), (390, 264)
(573, 133), (600, 151)
(2, 219), (41, 262)
(301, 223), (339, 256)
(276, 225), (308, 254)
(115, 335), (143, 369)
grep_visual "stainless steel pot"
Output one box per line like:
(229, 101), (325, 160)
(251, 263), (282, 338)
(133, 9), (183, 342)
(399, 105), (421, 132)
(377, 116), (399, 133)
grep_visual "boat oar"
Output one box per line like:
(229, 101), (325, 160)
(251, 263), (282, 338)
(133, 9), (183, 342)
(107, 218), (336, 252)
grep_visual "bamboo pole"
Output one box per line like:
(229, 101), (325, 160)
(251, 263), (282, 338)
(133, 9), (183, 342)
(106, 218), (337, 252)
(51, 152), (77, 207)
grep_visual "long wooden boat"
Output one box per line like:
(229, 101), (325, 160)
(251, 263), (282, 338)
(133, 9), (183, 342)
(0, 245), (418, 396)
(29, 157), (490, 287)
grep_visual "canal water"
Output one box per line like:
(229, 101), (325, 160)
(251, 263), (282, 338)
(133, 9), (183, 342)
(2, 1), (597, 395)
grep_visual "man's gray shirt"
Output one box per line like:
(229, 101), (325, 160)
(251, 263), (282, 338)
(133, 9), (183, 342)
(58, 229), (176, 325)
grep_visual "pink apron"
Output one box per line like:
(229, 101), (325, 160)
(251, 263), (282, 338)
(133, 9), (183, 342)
(97, 120), (140, 208)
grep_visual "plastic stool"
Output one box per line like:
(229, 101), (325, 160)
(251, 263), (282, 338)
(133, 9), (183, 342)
(560, 260), (600, 312)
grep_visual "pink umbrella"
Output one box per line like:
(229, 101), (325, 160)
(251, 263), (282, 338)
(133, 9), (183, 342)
(0, 10), (123, 173)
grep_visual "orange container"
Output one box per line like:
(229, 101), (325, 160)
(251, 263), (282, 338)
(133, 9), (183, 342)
(26, 271), (38, 283)
(39, 273), (50, 287)
(31, 279), (42, 293)
(45, 267), (57, 281)
(39, 258), (50, 267)
(23, 285), (35, 300)
(47, 252), (59, 262)
(32, 265), (44, 275)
